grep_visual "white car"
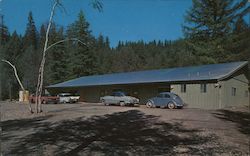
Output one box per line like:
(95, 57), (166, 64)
(58, 93), (80, 103)
(100, 91), (139, 106)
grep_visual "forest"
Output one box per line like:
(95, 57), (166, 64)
(0, 0), (250, 100)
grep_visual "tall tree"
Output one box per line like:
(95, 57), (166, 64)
(45, 25), (68, 84)
(183, 0), (250, 41)
(21, 11), (40, 92)
(67, 10), (97, 78)
(0, 15), (10, 100)
(23, 11), (38, 49)
(183, 0), (250, 63)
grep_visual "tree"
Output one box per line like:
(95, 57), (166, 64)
(0, 14), (10, 100)
(183, 0), (250, 63)
(23, 11), (38, 49)
(21, 12), (40, 92)
(66, 10), (97, 78)
(45, 25), (69, 84)
(183, 0), (250, 41)
(35, 0), (102, 113)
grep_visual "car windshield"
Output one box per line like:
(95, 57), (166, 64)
(59, 93), (72, 97)
(112, 92), (126, 96)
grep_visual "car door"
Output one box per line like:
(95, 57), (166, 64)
(162, 93), (171, 106)
(154, 94), (164, 106)
(105, 95), (115, 104)
(113, 92), (122, 104)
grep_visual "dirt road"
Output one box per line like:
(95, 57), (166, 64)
(1, 101), (249, 155)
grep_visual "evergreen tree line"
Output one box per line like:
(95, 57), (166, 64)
(0, 0), (249, 100)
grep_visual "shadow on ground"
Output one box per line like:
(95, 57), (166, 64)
(213, 109), (250, 136)
(2, 110), (225, 156)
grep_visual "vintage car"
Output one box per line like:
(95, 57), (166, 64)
(29, 94), (59, 104)
(100, 91), (139, 106)
(146, 92), (184, 109)
(58, 93), (80, 103)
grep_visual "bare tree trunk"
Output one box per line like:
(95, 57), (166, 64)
(1, 59), (33, 113)
(35, 0), (59, 113)
(35, 0), (90, 113)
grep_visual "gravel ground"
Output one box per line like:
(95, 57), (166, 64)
(1, 101), (249, 155)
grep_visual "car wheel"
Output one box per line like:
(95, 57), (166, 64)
(167, 102), (175, 109)
(146, 101), (153, 108)
(120, 101), (125, 107)
(42, 100), (47, 104)
(102, 100), (108, 106)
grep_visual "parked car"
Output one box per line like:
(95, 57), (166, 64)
(58, 93), (80, 103)
(146, 92), (184, 109)
(100, 91), (139, 106)
(29, 94), (59, 104)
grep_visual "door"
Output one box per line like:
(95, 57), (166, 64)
(162, 94), (171, 106)
(154, 94), (165, 106)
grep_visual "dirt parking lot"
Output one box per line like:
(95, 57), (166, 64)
(1, 101), (250, 155)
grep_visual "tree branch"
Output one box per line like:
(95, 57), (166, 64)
(1, 59), (25, 91)
(45, 38), (87, 52)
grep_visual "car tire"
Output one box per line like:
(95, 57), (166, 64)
(102, 100), (108, 106)
(42, 100), (47, 104)
(146, 101), (153, 108)
(167, 102), (175, 109)
(120, 101), (125, 107)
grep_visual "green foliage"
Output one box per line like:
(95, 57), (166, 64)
(66, 10), (97, 78)
(184, 0), (250, 41)
(1, 3), (249, 100)
(23, 11), (38, 49)
(183, 0), (250, 64)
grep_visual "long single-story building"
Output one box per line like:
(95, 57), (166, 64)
(47, 61), (249, 109)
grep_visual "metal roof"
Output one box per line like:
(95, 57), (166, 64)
(48, 61), (248, 88)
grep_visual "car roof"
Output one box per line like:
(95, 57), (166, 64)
(113, 91), (125, 94)
(59, 93), (72, 95)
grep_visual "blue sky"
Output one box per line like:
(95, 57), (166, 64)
(0, 0), (193, 47)
(1, 0), (249, 47)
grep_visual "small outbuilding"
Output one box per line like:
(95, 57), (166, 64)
(47, 61), (249, 109)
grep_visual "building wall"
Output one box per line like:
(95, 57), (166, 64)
(171, 73), (249, 109)
(171, 83), (220, 109)
(220, 74), (249, 108)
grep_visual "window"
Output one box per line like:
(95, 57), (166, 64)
(245, 90), (248, 97)
(164, 94), (171, 98)
(231, 87), (236, 96)
(157, 94), (165, 98)
(200, 84), (207, 93)
(181, 84), (186, 93)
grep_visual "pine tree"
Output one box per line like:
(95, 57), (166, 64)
(21, 11), (41, 92)
(23, 11), (38, 49)
(0, 15), (10, 99)
(184, 0), (250, 41)
(45, 25), (68, 84)
(66, 10), (97, 78)
(0, 15), (9, 46)
(183, 0), (250, 63)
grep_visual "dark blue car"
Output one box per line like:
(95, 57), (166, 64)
(146, 92), (184, 109)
